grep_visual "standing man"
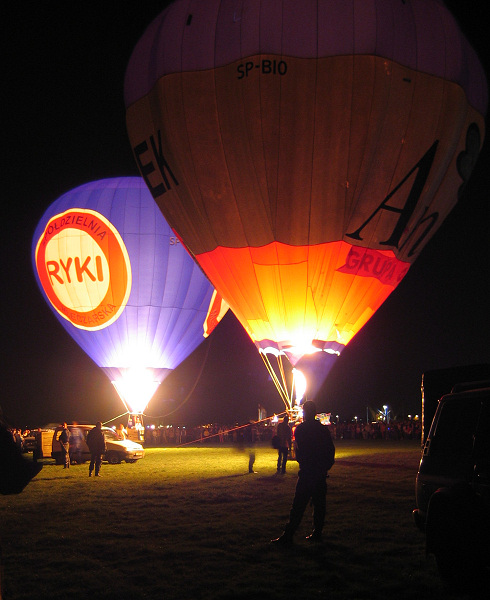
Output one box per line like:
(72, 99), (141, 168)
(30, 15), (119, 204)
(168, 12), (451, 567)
(271, 400), (335, 545)
(244, 421), (258, 473)
(86, 422), (106, 477)
(116, 423), (127, 440)
(59, 423), (70, 469)
(276, 415), (292, 474)
(70, 422), (84, 464)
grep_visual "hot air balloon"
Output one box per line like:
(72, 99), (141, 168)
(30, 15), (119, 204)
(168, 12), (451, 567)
(124, 0), (487, 409)
(32, 177), (227, 423)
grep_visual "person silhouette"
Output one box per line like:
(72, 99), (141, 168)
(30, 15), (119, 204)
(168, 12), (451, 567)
(271, 401), (335, 544)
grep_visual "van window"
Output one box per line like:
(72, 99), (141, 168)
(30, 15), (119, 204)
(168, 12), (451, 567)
(474, 398), (490, 474)
(430, 398), (481, 477)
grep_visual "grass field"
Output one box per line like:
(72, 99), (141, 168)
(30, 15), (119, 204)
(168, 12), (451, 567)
(0, 440), (467, 600)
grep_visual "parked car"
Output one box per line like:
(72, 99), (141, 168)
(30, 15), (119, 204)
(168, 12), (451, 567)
(52, 424), (145, 465)
(413, 380), (490, 595)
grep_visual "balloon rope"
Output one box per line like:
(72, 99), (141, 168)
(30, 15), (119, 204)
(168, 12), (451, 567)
(111, 339), (214, 424)
(157, 336), (214, 420)
(176, 411), (288, 446)
(277, 354), (293, 409)
(259, 352), (291, 410)
(259, 353), (285, 404)
(103, 411), (130, 426)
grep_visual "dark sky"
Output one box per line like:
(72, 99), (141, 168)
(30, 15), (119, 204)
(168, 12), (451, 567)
(3, 1), (489, 429)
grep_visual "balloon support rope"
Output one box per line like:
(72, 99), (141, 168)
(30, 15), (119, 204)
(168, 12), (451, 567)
(103, 338), (214, 426)
(156, 335), (214, 420)
(103, 411), (131, 426)
(259, 352), (292, 411)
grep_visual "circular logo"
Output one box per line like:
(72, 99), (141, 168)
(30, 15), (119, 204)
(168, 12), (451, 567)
(35, 209), (132, 330)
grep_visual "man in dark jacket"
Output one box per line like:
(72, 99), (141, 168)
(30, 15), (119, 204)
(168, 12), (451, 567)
(271, 400), (335, 544)
(276, 415), (292, 474)
(0, 421), (42, 495)
(86, 422), (106, 477)
(59, 423), (70, 469)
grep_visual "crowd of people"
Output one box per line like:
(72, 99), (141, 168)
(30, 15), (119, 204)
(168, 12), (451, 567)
(329, 418), (422, 441)
(5, 416), (422, 453)
(5, 428), (32, 453)
(142, 416), (421, 446)
(141, 421), (273, 446)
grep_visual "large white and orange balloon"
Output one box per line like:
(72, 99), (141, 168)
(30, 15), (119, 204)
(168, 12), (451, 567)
(124, 0), (487, 407)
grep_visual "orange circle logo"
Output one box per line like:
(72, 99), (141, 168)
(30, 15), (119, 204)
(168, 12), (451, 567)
(35, 209), (132, 330)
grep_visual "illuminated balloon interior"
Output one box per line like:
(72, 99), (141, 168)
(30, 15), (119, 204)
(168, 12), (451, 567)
(111, 368), (161, 415)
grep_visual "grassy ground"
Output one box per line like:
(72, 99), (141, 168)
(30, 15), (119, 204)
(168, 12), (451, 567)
(0, 440), (468, 600)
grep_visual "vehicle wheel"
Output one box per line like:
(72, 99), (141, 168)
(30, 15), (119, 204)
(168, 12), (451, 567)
(435, 549), (487, 599)
(427, 487), (486, 596)
(106, 451), (121, 464)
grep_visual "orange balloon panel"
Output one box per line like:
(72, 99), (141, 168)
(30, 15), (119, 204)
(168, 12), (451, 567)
(198, 241), (408, 351)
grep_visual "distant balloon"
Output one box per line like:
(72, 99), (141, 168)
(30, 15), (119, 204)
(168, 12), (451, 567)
(124, 0), (487, 407)
(32, 178), (227, 414)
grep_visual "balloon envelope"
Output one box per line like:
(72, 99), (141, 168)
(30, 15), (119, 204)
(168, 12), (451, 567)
(32, 177), (226, 413)
(124, 0), (487, 405)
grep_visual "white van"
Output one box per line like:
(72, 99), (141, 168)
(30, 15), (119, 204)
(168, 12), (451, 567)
(52, 424), (145, 465)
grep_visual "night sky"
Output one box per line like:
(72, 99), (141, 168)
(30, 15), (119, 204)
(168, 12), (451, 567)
(3, 1), (489, 429)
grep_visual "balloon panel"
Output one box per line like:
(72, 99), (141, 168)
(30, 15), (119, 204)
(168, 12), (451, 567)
(124, 0), (487, 113)
(33, 178), (223, 383)
(125, 0), (487, 365)
(127, 55), (484, 254)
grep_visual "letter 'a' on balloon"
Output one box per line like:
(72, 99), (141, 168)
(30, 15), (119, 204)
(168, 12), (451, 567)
(124, 0), (487, 409)
(32, 177), (227, 416)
